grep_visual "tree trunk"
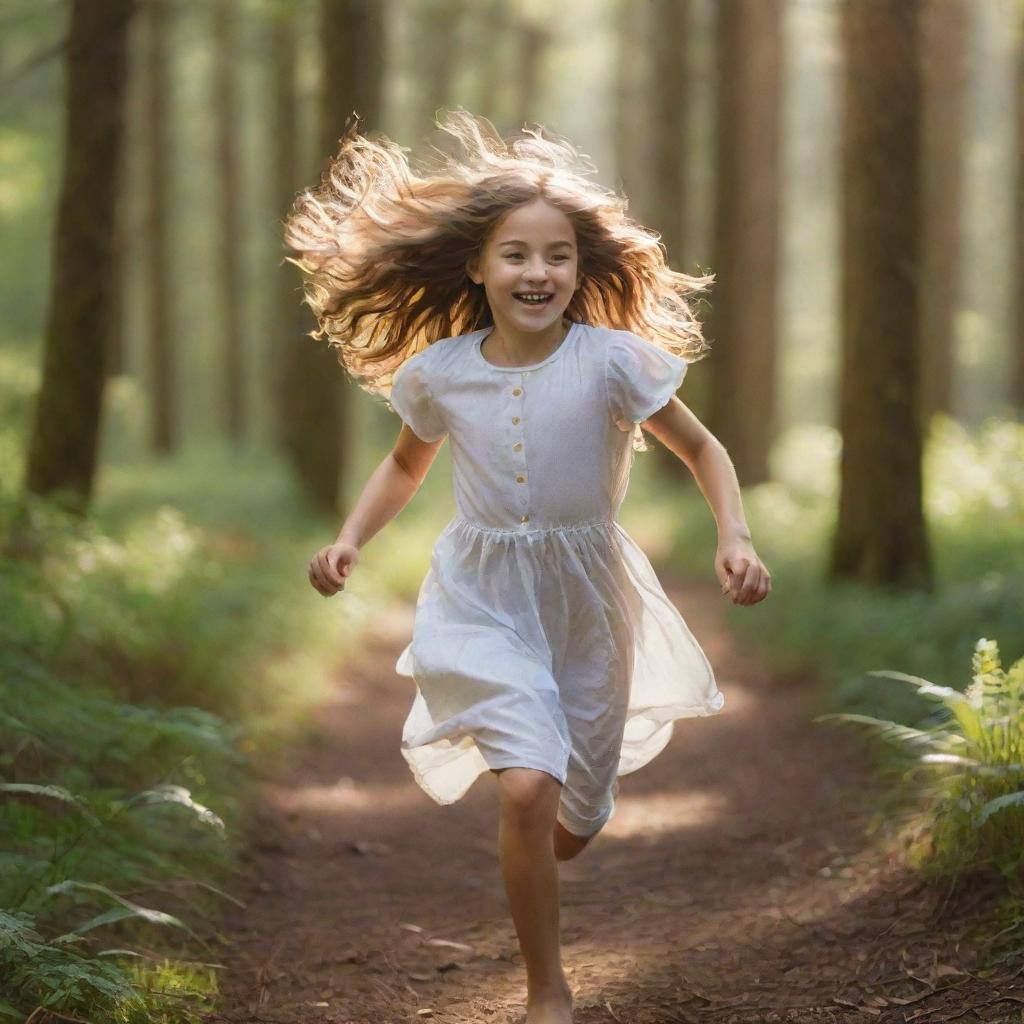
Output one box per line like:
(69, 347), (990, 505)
(23, 0), (135, 513)
(1013, 5), (1024, 417)
(107, 176), (128, 379)
(271, 6), (309, 459)
(283, 0), (386, 516)
(513, 16), (551, 129)
(919, 0), (968, 433)
(830, 0), (932, 590)
(648, 0), (695, 480)
(614, 0), (655, 231)
(214, 0), (246, 443)
(142, 0), (175, 454)
(475, 0), (507, 125)
(705, 0), (782, 486)
(408, 0), (462, 137)
(650, 0), (690, 276)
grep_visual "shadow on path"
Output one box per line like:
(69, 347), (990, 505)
(202, 579), (1015, 1024)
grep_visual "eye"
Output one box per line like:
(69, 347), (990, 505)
(505, 253), (524, 260)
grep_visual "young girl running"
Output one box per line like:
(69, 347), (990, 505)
(288, 109), (771, 1024)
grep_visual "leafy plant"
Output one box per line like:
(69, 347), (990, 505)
(815, 638), (1024, 951)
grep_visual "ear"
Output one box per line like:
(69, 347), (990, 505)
(466, 255), (483, 285)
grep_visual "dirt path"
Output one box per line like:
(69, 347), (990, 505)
(203, 579), (1017, 1024)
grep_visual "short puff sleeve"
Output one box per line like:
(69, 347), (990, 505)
(389, 353), (447, 442)
(606, 330), (689, 432)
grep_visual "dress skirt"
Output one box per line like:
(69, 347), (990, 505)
(395, 514), (724, 837)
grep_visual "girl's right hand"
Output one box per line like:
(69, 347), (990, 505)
(308, 542), (359, 597)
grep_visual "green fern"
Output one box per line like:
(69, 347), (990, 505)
(814, 637), (1024, 882)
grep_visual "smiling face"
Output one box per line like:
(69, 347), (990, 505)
(467, 197), (583, 336)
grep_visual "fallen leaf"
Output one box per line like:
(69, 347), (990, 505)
(350, 839), (391, 855)
(424, 937), (475, 952)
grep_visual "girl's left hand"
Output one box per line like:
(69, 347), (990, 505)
(715, 536), (772, 606)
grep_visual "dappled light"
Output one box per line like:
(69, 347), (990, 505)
(2, 0), (1022, 1021)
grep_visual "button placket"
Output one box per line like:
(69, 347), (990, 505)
(511, 374), (530, 525)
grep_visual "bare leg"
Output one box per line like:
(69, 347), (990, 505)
(552, 821), (594, 862)
(494, 767), (574, 1024)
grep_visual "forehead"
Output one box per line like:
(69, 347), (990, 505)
(490, 199), (576, 246)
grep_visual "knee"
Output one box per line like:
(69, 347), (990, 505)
(496, 767), (561, 831)
(553, 821), (594, 861)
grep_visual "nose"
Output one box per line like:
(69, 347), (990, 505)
(523, 257), (550, 283)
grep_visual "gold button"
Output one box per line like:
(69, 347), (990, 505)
(520, 514), (530, 523)
(516, 474), (526, 483)
(513, 442), (523, 451)
(512, 416), (520, 424)
(512, 387), (522, 397)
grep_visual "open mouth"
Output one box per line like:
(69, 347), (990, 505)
(513, 293), (554, 307)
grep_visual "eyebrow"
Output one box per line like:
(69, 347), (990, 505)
(497, 239), (575, 249)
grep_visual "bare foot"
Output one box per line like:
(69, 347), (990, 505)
(525, 980), (573, 1024)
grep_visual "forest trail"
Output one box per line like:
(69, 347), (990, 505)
(203, 579), (1013, 1024)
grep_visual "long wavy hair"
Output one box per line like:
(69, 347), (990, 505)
(283, 108), (713, 399)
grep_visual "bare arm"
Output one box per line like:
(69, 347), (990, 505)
(642, 397), (772, 606)
(309, 425), (446, 596)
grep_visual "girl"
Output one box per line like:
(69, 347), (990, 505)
(287, 109), (771, 1024)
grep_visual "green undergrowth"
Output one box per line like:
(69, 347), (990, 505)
(818, 637), (1024, 962)
(642, 414), (1023, 957)
(0, 388), (423, 1021)
(649, 414), (1023, 726)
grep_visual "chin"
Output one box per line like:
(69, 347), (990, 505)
(502, 305), (567, 330)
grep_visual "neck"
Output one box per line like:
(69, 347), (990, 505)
(483, 316), (571, 367)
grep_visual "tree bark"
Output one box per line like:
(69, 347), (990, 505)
(649, 0), (696, 480)
(282, 0), (387, 516)
(613, 0), (653, 223)
(1013, 4), (1024, 417)
(271, 5), (307, 458)
(513, 15), (551, 129)
(650, 0), (690, 277)
(408, 0), (462, 137)
(830, 0), (932, 590)
(705, 0), (783, 486)
(214, 0), (246, 443)
(142, 0), (175, 454)
(919, 0), (968, 432)
(24, 0), (136, 513)
(475, 0), (507, 126)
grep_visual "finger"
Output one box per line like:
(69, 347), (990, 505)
(729, 560), (750, 591)
(726, 557), (749, 578)
(328, 548), (352, 584)
(738, 563), (760, 602)
(721, 569), (736, 595)
(318, 551), (340, 586)
(309, 562), (335, 596)
(319, 551), (345, 587)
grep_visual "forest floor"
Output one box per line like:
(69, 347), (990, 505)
(201, 577), (1021, 1024)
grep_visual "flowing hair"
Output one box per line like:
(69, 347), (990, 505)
(283, 107), (713, 399)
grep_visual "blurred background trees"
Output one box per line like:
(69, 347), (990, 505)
(5, 0), (1021, 583)
(2, 1), (1023, 1014)
(3, 0), (1020, 524)
(0, 0), (1021, 767)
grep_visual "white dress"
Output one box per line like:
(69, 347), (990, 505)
(388, 320), (724, 837)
